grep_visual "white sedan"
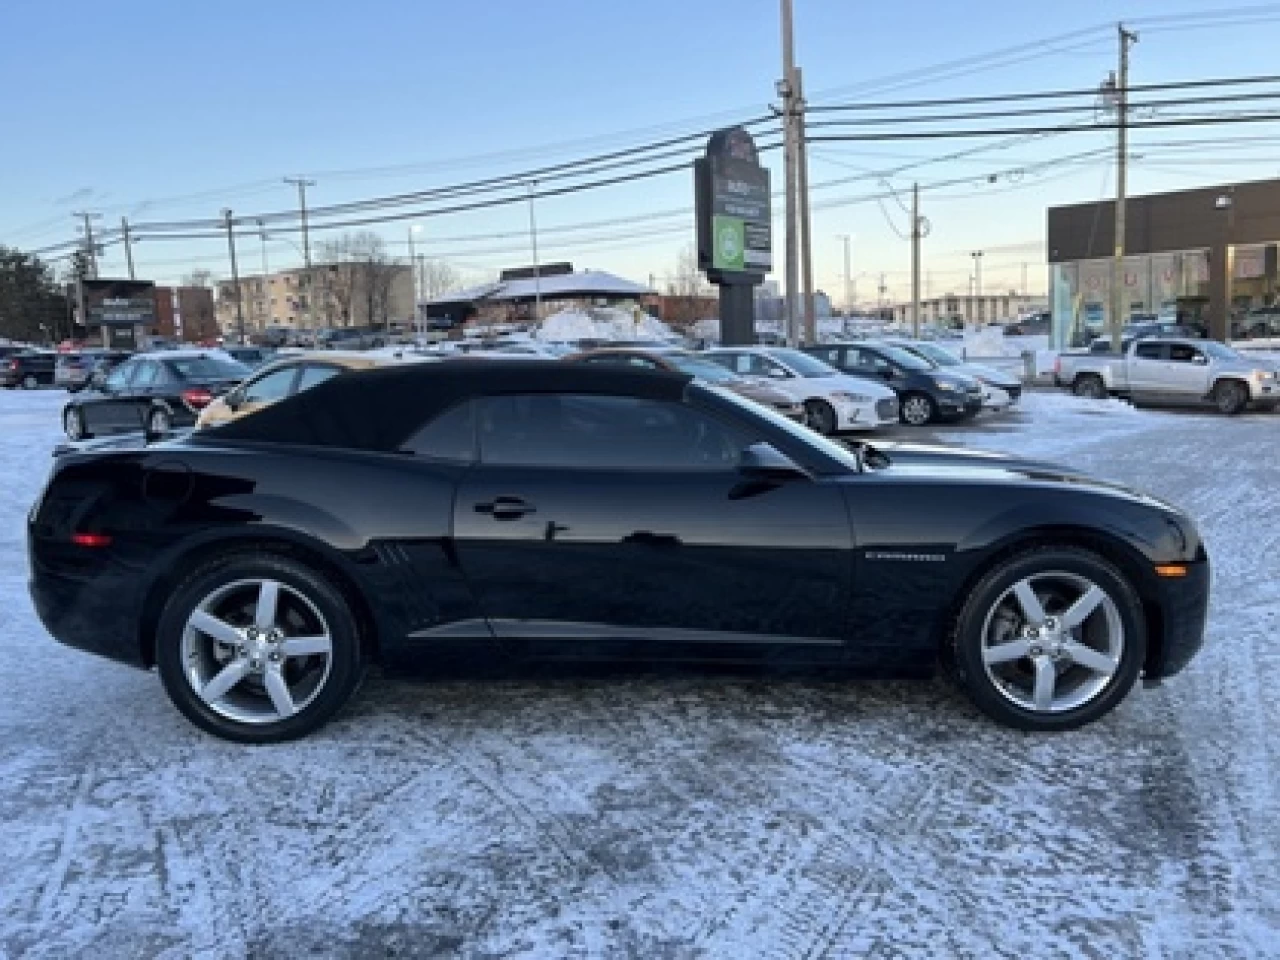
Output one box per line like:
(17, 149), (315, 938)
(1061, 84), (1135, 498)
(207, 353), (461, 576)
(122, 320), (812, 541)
(703, 346), (900, 434)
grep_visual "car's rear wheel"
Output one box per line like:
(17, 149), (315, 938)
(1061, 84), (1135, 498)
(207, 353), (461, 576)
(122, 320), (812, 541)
(22, 374), (38, 390)
(1072, 375), (1106, 400)
(900, 392), (936, 426)
(805, 399), (838, 435)
(63, 406), (87, 441)
(156, 553), (364, 742)
(950, 546), (1145, 731)
(1213, 379), (1248, 415)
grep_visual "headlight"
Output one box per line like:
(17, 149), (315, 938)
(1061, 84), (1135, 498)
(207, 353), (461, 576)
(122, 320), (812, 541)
(830, 391), (872, 403)
(1252, 369), (1276, 380)
(933, 378), (959, 391)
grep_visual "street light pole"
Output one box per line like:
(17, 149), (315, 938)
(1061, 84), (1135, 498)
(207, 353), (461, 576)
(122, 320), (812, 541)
(284, 177), (316, 329)
(1109, 24), (1138, 352)
(837, 234), (852, 314)
(779, 0), (800, 346)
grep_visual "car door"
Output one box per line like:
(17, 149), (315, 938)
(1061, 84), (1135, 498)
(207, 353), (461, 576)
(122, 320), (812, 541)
(1126, 342), (1168, 399)
(79, 358), (142, 434)
(1164, 342), (1212, 401)
(233, 364), (303, 420)
(451, 392), (853, 649)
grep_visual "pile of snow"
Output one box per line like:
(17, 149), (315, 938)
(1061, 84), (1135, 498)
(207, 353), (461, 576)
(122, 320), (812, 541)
(536, 307), (677, 343)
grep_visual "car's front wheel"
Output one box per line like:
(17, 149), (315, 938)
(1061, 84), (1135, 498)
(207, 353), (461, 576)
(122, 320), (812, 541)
(147, 406), (172, 434)
(155, 553), (365, 742)
(22, 374), (39, 390)
(804, 399), (838, 435)
(950, 546), (1145, 731)
(1213, 379), (1248, 415)
(1072, 375), (1106, 400)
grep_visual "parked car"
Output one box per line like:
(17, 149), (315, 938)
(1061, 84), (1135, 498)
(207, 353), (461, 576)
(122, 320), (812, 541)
(885, 339), (1023, 410)
(702, 346), (899, 433)
(1, 350), (57, 389)
(221, 346), (276, 369)
(803, 341), (983, 426)
(1238, 306), (1280, 339)
(55, 350), (133, 390)
(1054, 337), (1279, 414)
(565, 347), (806, 421)
(62, 350), (250, 440)
(318, 326), (388, 350)
(28, 360), (1210, 742)
(197, 350), (421, 428)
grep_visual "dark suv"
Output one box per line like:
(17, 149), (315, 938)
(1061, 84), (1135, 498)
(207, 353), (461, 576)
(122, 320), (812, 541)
(1, 351), (57, 389)
(804, 341), (983, 425)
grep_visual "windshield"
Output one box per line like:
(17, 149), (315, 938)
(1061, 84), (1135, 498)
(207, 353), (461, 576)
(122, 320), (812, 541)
(165, 356), (251, 380)
(763, 348), (838, 377)
(877, 345), (933, 371)
(667, 355), (739, 383)
(699, 383), (863, 473)
(903, 342), (960, 367)
(1202, 342), (1240, 361)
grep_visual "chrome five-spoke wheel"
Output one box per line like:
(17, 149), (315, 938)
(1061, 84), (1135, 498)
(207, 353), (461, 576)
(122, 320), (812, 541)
(183, 578), (333, 723)
(953, 547), (1145, 731)
(157, 554), (363, 742)
(980, 571), (1122, 713)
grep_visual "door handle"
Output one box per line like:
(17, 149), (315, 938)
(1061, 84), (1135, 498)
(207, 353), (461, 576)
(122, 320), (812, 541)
(474, 496), (536, 520)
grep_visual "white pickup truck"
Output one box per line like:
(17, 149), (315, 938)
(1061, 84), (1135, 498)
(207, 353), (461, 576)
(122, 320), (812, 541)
(1054, 337), (1280, 414)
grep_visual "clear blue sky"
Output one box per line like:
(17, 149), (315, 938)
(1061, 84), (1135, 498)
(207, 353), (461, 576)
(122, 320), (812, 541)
(4, 0), (1280, 304)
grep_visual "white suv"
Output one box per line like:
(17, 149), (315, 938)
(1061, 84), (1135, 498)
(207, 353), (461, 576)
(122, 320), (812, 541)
(703, 346), (900, 434)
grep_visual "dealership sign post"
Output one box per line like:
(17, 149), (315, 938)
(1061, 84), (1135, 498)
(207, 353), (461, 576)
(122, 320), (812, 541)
(695, 127), (772, 345)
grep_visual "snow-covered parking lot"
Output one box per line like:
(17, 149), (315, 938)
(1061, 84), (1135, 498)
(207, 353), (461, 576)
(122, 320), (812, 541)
(1, 388), (1276, 958)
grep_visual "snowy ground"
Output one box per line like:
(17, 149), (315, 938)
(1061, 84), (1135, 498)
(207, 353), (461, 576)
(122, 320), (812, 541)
(0, 389), (1276, 959)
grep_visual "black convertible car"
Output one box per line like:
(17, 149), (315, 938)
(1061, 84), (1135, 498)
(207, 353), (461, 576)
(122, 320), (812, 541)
(29, 362), (1209, 742)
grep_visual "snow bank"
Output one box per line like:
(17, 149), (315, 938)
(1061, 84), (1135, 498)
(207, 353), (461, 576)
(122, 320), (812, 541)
(536, 308), (678, 343)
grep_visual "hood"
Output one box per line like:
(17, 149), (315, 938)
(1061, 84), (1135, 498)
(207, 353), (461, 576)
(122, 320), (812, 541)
(730, 380), (795, 404)
(812, 374), (897, 399)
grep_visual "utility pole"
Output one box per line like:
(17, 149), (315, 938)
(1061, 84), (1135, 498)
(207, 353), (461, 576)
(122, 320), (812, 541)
(284, 177), (316, 329)
(971, 250), (984, 330)
(407, 225), (418, 317)
(527, 180), (541, 323)
(1109, 24), (1138, 352)
(779, 0), (800, 347)
(119, 217), (136, 280)
(223, 209), (245, 345)
(73, 212), (102, 278)
(837, 234), (852, 314)
(416, 254), (426, 336)
(910, 183), (922, 338)
(794, 66), (816, 344)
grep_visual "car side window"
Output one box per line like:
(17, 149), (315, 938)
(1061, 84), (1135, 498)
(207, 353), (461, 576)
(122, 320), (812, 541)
(242, 367), (299, 404)
(1168, 344), (1203, 364)
(476, 394), (749, 470)
(625, 356), (659, 369)
(102, 360), (137, 391)
(131, 361), (159, 390)
(401, 400), (476, 462)
(760, 359), (791, 378)
(295, 364), (341, 393)
(1134, 343), (1166, 361)
(707, 353), (747, 376)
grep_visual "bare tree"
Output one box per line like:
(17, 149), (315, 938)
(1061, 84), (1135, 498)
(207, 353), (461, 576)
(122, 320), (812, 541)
(663, 244), (712, 328)
(316, 232), (386, 327)
(420, 259), (462, 299)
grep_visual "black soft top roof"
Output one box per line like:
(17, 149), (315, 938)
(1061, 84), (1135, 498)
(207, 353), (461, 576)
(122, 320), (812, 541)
(201, 359), (692, 452)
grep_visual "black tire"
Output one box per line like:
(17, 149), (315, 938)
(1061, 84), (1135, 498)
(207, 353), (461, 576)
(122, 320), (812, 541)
(22, 374), (38, 390)
(949, 546), (1146, 732)
(155, 552), (365, 743)
(1213, 379), (1248, 415)
(1072, 375), (1106, 400)
(63, 406), (88, 441)
(804, 399), (838, 435)
(899, 392), (937, 426)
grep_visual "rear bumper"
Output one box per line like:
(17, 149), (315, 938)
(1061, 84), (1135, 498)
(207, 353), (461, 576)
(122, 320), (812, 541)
(1147, 560), (1210, 679)
(28, 541), (149, 669)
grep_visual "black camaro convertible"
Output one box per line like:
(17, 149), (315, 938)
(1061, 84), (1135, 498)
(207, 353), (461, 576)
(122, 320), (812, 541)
(29, 362), (1209, 742)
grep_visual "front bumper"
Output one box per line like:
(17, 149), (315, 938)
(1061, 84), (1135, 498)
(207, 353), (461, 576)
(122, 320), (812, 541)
(838, 396), (899, 430)
(1147, 560), (1210, 679)
(937, 388), (984, 418)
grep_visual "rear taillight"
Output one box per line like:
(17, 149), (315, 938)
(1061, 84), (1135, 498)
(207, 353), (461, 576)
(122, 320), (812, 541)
(7, 360), (16, 371)
(181, 388), (214, 410)
(71, 532), (112, 548)
(1054, 357), (1061, 375)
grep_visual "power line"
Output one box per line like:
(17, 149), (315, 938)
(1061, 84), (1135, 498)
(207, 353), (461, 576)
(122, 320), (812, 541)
(807, 112), (1280, 143)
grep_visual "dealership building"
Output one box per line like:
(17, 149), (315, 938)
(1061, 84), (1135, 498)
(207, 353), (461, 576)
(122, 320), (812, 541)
(1047, 177), (1280, 347)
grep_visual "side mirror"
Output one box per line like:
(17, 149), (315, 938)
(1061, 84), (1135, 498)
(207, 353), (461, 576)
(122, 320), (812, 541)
(738, 442), (809, 481)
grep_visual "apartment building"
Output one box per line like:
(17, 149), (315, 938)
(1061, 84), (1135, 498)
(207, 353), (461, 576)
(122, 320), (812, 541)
(216, 264), (414, 334)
